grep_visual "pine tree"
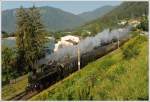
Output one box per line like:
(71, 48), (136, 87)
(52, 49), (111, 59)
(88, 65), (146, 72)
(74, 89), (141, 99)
(16, 6), (48, 72)
(24, 6), (48, 71)
(16, 6), (28, 73)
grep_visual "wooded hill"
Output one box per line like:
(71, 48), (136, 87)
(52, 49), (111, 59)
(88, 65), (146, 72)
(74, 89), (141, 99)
(72, 2), (148, 37)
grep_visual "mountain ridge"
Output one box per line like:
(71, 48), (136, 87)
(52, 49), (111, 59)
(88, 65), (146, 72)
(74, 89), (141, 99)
(2, 6), (85, 33)
(78, 5), (115, 21)
(2, 5), (115, 33)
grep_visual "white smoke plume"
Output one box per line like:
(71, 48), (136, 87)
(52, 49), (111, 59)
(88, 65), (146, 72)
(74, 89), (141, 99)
(42, 26), (131, 63)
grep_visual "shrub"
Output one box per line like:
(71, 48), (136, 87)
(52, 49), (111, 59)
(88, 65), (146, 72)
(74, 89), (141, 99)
(137, 16), (148, 31)
(2, 47), (17, 84)
(100, 58), (116, 70)
(129, 31), (139, 37)
(121, 36), (145, 60)
(122, 44), (140, 60)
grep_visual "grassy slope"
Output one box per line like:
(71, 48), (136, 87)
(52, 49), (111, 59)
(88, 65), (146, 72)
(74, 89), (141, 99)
(30, 35), (148, 100)
(2, 74), (28, 100)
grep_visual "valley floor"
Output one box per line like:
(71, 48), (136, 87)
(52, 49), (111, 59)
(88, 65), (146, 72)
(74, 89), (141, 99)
(30, 35), (148, 100)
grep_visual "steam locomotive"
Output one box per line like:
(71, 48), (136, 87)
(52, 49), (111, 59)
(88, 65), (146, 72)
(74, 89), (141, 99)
(26, 36), (129, 92)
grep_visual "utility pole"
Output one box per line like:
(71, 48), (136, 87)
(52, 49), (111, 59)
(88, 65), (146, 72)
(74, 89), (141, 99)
(77, 47), (80, 71)
(118, 34), (120, 48)
(118, 34), (119, 49)
(116, 15), (120, 49)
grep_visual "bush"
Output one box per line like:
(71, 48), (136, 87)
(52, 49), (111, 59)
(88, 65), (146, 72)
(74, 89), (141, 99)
(122, 44), (140, 60)
(129, 31), (139, 37)
(2, 47), (17, 84)
(137, 16), (148, 31)
(121, 36), (145, 60)
(100, 58), (116, 70)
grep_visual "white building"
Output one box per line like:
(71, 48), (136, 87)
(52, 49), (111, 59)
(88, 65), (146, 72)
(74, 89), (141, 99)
(128, 19), (141, 27)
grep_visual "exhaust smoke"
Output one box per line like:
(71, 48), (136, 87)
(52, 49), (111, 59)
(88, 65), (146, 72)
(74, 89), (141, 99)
(43, 26), (131, 63)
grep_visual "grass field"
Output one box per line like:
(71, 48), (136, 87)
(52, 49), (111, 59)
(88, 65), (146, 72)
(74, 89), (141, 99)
(2, 74), (28, 100)
(30, 35), (148, 100)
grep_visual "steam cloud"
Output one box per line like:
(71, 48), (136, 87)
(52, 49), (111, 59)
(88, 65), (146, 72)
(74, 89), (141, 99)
(41, 26), (131, 64)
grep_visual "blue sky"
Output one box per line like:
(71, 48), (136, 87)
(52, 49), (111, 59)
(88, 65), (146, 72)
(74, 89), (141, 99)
(2, 1), (122, 14)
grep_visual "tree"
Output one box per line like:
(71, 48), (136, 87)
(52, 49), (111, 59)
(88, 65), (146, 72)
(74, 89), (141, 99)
(2, 47), (16, 83)
(16, 6), (28, 73)
(25, 6), (48, 71)
(16, 6), (48, 72)
(138, 16), (148, 31)
(2, 31), (9, 38)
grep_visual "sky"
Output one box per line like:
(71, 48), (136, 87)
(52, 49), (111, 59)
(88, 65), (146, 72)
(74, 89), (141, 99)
(2, 1), (122, 14)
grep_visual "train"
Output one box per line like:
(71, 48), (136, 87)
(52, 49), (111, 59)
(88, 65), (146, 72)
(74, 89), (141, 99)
(26, 36), (130, 92)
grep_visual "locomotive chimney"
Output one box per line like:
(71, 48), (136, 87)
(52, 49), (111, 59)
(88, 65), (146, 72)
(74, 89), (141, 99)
(77, 47), (80, 70)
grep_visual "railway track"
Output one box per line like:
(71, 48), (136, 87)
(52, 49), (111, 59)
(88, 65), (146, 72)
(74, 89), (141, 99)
(8, 90), (39, 100)
(8, 80), (57, 100)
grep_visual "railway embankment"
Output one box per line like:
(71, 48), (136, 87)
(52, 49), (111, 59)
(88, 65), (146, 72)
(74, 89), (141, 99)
(30, 34), (148, 100)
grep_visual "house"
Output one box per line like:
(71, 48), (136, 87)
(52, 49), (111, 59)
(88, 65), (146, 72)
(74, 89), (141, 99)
(128, 19), (141, 27)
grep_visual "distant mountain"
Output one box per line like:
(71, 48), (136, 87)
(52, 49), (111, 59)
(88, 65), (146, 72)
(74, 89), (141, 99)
(2, 6), (85, 33)
(38, 6), (85, 32)
(3, 2), (147, 35)
(78, 6), (115, 21)
(2, 9), (17, 33)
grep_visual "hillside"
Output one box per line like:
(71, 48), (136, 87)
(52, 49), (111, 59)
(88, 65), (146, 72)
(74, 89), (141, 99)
(72, 2), (148, 37)
(2, 6), (85, 33)
(30, 33), (148, 100)
(78, 6), (115, 22)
